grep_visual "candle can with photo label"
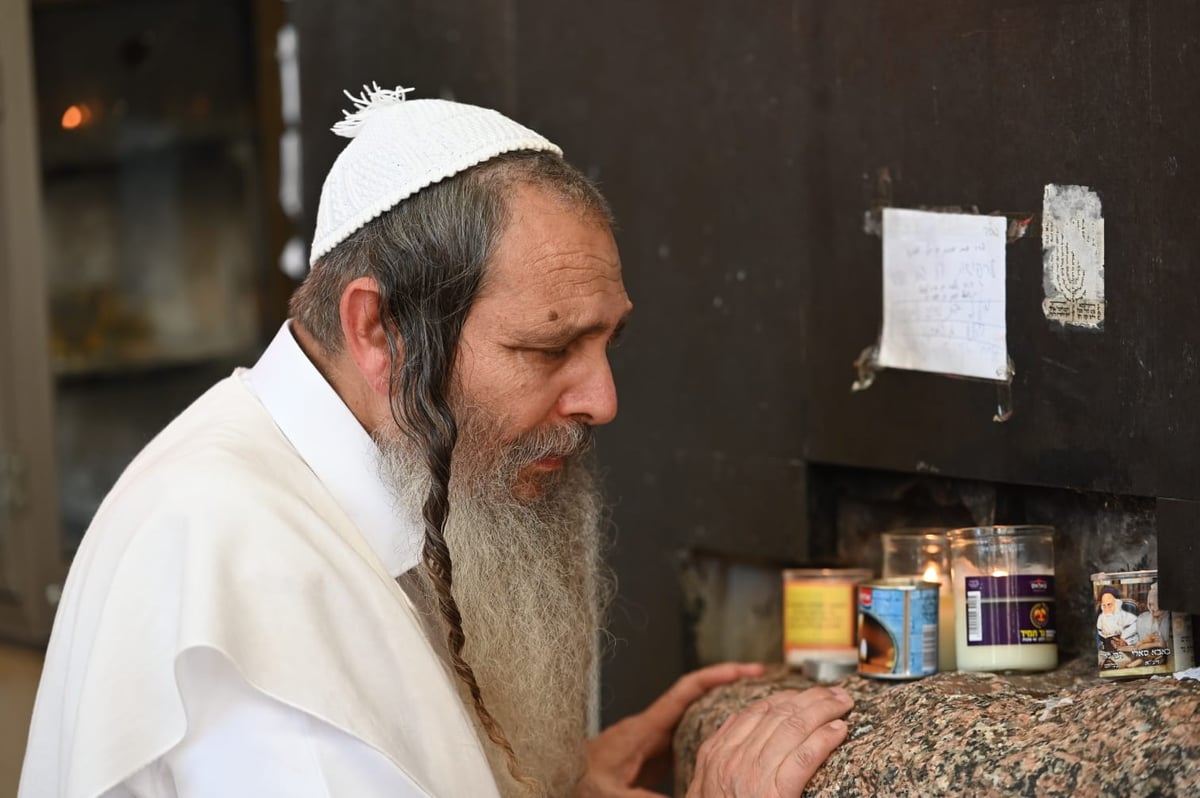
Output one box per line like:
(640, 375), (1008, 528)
(782, 568), (873, 668)
(857, 578), (940, 679)
(1091, 569), (1195, 679)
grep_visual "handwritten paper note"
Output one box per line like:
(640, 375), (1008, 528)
(877, 208), (1008, 381)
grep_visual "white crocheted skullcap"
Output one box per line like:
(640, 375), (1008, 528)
(310, 83), (563, 265)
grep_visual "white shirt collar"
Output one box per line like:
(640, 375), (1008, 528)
(240, 322), (423, 577)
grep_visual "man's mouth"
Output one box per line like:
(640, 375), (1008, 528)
(511, 454), (570, 501)
(527, 454), (566, 472)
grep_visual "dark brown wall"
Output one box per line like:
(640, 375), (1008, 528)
(293, 0), (1200, 726)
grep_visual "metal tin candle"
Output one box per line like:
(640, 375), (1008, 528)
(857, 577), (941, 679)
(949, 526), (1057, 672)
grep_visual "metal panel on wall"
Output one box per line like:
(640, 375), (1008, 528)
(803, 0), (1200, 503)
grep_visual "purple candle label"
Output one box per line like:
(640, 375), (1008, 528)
(963, 574), (1056, 646)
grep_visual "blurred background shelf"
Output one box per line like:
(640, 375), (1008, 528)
(1, 0), (289, 645)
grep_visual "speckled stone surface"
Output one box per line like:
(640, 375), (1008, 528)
(674, 659), (1200, 796)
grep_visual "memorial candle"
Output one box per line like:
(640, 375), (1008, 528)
(922, 562), (957, 672)
(949, 526), (1058, 672)
(881, 530), (955, 671)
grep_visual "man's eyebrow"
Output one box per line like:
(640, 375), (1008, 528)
(516, 317), (628, 346)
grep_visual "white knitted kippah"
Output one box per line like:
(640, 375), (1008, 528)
(310, 83), (563, 265)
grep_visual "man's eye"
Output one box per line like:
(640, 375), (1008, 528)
(509, 343), (570, 361)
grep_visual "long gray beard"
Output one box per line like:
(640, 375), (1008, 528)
(376, 423), (613, 797)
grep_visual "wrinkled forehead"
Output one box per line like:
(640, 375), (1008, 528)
(481, 187), (624, 296)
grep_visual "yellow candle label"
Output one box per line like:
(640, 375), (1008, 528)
(783, 582), (856, 648)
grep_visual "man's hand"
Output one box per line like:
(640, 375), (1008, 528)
(579, 662), (766, 796)
(686, 687), (853, 797)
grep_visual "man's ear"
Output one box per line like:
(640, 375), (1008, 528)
(339, 276), (398, 396)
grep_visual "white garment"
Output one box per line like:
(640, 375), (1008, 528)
(115, 649), (426, 797)
(1135, 611), (1172, 647)
(21, 323), (500, 798)
(1097, 607), (1140, 645)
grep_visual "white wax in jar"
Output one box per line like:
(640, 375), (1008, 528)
(955, 627), (1058, 671)
(918, 565), (956, 672)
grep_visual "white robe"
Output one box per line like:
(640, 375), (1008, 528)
(20, 324), (500, 798)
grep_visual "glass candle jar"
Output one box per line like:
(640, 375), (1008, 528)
(949, 526), (1057, 672)
(782, 568), (874, 667)
(881, 529), (954, 671)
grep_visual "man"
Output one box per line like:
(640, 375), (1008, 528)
(1134, 584), (1171, 649)
(1097, 586), (1140, 651)
(21, 85), (851, 797)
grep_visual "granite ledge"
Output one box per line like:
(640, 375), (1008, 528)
(673, 659), (1200, 796)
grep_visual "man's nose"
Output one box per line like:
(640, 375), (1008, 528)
(558, 352), (618, 426)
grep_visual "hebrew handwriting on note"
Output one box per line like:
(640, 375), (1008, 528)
(877, 208), (1009, 381)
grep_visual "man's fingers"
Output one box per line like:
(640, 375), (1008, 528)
(706, 688), (851, 767)
(774, 718), (851, 794)
(640, 662), (765, 730)
(697, 692), (776, 754)
(750, 688), (853, 774)
(687, 688), (853, 797)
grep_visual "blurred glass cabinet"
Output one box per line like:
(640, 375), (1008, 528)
(0, 0), (286, 641)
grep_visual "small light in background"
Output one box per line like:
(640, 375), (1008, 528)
(60, 103), (94, 130)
